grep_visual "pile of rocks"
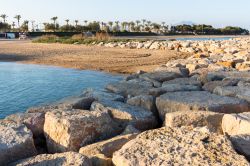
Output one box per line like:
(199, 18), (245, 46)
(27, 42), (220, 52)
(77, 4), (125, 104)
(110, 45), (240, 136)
(1, 38), (250, 165)
(99, 37), (250, 71)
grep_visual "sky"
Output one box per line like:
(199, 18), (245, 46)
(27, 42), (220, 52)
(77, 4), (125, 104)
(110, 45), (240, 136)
(0, 0), (249, 29)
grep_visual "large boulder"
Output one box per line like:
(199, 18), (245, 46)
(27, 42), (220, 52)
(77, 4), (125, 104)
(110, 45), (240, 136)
(127, 95), (157, 114)
(112, 127), (248, 166)
(10, 152), (91, 166)
(156, 91), (249, 121)
(44, 109), (120, 153)
(149, 84), (201, 97)
(106, 79), (153, 97)
(79, 134), (137, 166)
(5, 113), (44, 138)
(82, 89), (124, 102)
(165, 111), (224, 133)
(90, 100), (158, 131)
(162, 77), (202, 87)
(222, 113), (250, 135)
(0, 121), (37, 165)
(139, 71), (182, 83)
(203, 79), (239, 92)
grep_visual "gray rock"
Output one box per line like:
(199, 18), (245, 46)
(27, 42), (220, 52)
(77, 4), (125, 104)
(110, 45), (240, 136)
(82, 89), (124, 102)
(149, 84), (201, 97)
(203, 79), (239, 92)
(155, 67), (189, 77)
(10, 152), (91, 166)
(164, 111), (224, 133)
(162, 77), (202, 87)
(139, 71), (182, 83)
(44, 109), (120, 153)
(156, 91), (249, 121)
(112, 127), (249, 166)
(90, 100), (158, 131)
(121, 125), (140, 135)
(106, 79), (153, 97)
(0, 120), (37, 165)
(230, 135), (250, 160)
(127, 95), (157, 114)
(5, 113), (44, 138)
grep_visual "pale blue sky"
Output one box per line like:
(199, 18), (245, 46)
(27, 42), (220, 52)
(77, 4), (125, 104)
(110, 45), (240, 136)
(0, 0), (249, 29)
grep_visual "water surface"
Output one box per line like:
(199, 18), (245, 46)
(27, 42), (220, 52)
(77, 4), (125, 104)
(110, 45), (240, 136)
(0, 62), (122, 119)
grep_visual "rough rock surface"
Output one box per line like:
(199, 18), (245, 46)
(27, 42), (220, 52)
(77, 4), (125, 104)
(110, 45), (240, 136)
(149, 84), (201, 97)
(139, 71), (182, 82)
(5, 113), (45, 137)
(164, 111), (224, 133)
(106, 79), (153, 97)
(230, 135), (250, 160)
(112, 127), (249, 166)
(10, 152), (91, 166)
(82, 89), (124, 102)
(79, 134), (137, 166)
(156, 91), (249, 121)
(44, 109), (120, 153)
(90, 100), (158, 131)
(222, 112), (250, 135)
(202, 79), (239, 92)
(0, 120), (37, 165)
(162, 77), (202, 87)
(127, 95), (156, 114)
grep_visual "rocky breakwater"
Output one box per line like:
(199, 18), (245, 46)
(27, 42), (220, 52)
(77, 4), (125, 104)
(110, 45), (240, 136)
(1, 38), (250, 165)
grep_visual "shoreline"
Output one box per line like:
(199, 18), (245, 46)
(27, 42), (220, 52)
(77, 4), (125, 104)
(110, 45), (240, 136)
(0, 40), (190, 74)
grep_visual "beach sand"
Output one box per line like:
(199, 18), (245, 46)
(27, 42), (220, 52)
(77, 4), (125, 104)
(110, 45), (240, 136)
(0, 40), (190, 73)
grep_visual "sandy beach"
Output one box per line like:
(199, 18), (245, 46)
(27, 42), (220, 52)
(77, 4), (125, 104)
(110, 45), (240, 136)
(0, 40), (190, 73)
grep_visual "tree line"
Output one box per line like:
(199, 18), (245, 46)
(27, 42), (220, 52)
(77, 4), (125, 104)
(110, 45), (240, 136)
(0, 14), (249, 35)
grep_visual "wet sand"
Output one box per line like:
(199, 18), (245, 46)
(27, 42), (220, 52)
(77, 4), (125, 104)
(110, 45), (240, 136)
(0, 40), (190, 73)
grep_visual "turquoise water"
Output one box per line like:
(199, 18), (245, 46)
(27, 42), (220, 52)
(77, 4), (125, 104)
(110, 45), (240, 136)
(0, 62), (122, 119)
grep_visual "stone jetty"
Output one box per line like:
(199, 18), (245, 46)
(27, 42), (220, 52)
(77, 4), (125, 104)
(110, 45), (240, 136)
(1, 37), (250, 165)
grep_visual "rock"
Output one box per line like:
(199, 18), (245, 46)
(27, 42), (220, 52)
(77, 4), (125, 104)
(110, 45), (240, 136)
(156, 91), (249, 121)
(112, 127), (248, 166)
(79, 134), (137, 166)
(58, 96), (96, 110)
(90, 100), (158, 131)
(162, 77), (202, 87)
(202, 79), (239, 92)
(230, 135), (250, 160)
(0, 120), (37, 165)
(82, 89), (124, 102)
(164, 111), (224, 133)
(149, 84), (201, 97)
(5, 113), (44, 138)
(10, 152), (91, 166)
(222, 113), (250, 135)
(121, 125), (140, 135)
(216, 61), (235, 68)
(155, 67), (190, 77)
(139, 71), (182, 83)
(44, 109), (120, 153)
(127, 95), (157, 114)
(106, 79), (153, 97)
(149, 42), (160, 50)
(186, 64), (206, 73)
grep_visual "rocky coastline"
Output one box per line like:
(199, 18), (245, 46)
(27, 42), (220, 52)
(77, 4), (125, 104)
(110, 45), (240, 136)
(1, 37), (250, 165)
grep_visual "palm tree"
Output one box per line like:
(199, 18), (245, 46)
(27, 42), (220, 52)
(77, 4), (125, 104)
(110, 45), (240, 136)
(31, 20), (35, 32)
(51, 16), (58, 31)
(136, 20), (141, 27)
(108, 21), (113, 31)
(129, 21), (135, 32)
(12, 22), (15, 30)
(0, 14), (7, 23)
(121, 22), (128, 31)
(84, 20), (88, 25)
(74, 20), (79, 26)
(142, 19), (146, 27)
(65, 19), (70, 26)
(14, 15), (21, 28)
(146, 21), (151, 27)
(162, 22), (166, 27)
